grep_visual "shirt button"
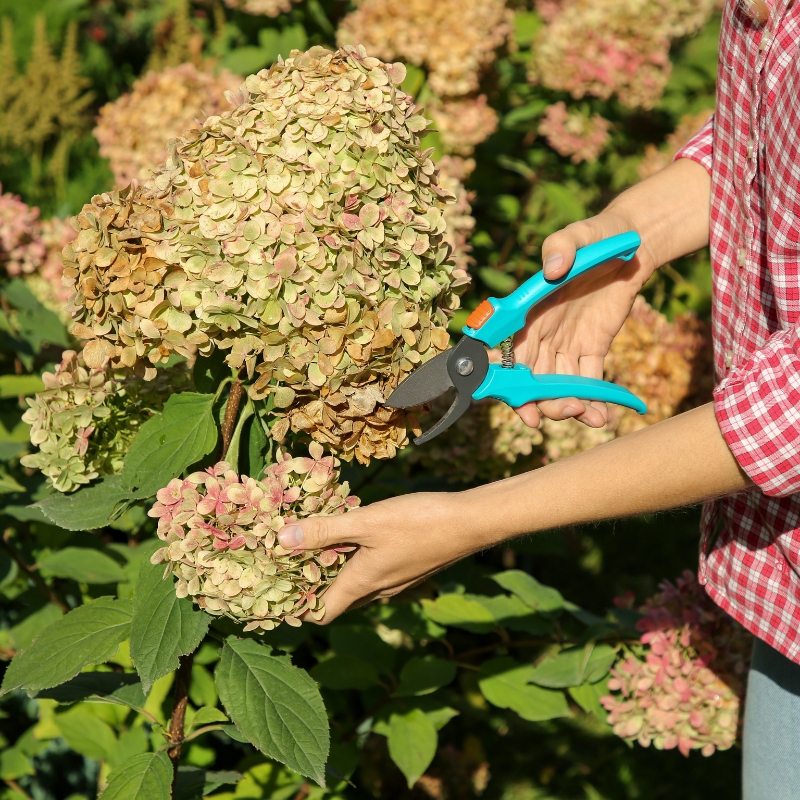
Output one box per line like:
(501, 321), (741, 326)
(725, 350), (733, 369)
(747, 139), (755, 160)
(760, 31), (771, 51)
(738, 247), (747, 267)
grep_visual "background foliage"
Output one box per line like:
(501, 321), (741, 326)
(0, 1), (744, 799)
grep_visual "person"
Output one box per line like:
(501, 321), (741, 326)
(279, 1), (800, 796)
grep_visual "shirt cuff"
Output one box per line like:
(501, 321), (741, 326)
(714, 325), (800, 497)
(673, 115), (714, 174)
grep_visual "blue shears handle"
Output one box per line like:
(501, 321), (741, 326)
(464, 232), (647, 416)
(463, 231), (642, 348)
(473, 364), (648, 415)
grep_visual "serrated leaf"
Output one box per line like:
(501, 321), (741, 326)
(189, 707), (229, 729)
(39, 547), (127, 584)
(1, 598), (133, 695)
(395, 656), (456, 697)
(387, 709), (437, 788)
(473, 594), (554, 635)
(478, 657), (571, 722)
(130, 557), (209, 694)
(34, 476), (135, 531)
(569, 679), (612, 723)
(310, 655), (380, 690)
(491, 571), (564, 612)
(216, 637), (329, 785)
(100, 751), (172, 800)
(421, 594), (497, 633)
(121, 392), (218, 496)
(37, 672), (146, 713)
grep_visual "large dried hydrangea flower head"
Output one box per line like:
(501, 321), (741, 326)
(337, 0), (512, 98)
(64, 45), (469, 463)
(601, 571), (751, 757)
(94, 63), (241, 187)
(21, 350), (188, 492)
(531, 0), (718, 109)
(150, 444), (359, 631)
(538, 102), (611, 164)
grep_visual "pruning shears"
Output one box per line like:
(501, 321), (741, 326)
(386, 231), (648, 445)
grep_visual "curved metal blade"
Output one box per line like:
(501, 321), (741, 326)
(385, 349), (453, 409)
(413, 337), (490, 445)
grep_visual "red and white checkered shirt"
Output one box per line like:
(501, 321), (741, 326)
(675, 0), (800, 662)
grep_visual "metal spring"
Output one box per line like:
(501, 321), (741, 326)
(500, 337), (515, 369)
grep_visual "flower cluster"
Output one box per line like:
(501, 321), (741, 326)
(94, 63), (241, 186)
(410, 396), (544, 483)
(65, 47), (469, 463)
(601, 571), (752, 756)
(223, 0), (301, 16)
(21, 350), (187, 492)
(0, 183), (46, 277)
(23, 216), (76, 319)
(150, 444), (359, 630)
(430, 95), (499, 157)
(437, 156), (476, 273)
(531, 0), (718, 109)
(538, 102), (612, 164)
(639, 108), (714, 179)
(337, 0), (512, 98)
(604, 296), (712, 437)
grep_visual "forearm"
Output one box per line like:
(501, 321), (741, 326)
(605, 157), (711, 268)
(457, 404), (751, 550)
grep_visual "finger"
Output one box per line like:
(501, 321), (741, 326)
(304, 554), (375, 624)
(278, 506), (366, 551)
(577, 354), (608, 428)
(537, 350), (586, 421)
(541, 229), (578, 280)
(514, 401), (541, 428)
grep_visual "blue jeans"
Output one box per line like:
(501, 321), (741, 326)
(742, 638), (800, 800)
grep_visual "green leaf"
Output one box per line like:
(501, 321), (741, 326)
(0, 469), (24, 493)
(6, 602), (63, 651)
(192, 349), (228, 394)
(503, 99), (548, 127)
(478, 267), (517, 294)
(37, 672), (147, 714)
(473, 594), (554, 635)
(310, 655), (380, 691)
(39, 547), (127, 584)
(478, 657), (571, 722)
(130, 557), (209, 694)
(121, 392), (218, 497)
(529, 644), (618, 689)
(2, 279), (70, 351)
(100, 751), (172, 800)
(421, 594), (497, 633)
(221, 46), (270, 75)
(189, 707), (229, 730)
(0, 374), (44, 398)
(34, 475), (134, 531)
(491, 571), (564, 612)
(189, 664), (218, 709)
(1, 598), (133, 695)
(395, 656), (456, 697)
(569, 679), (612, 723)
(216, 638), (329, 785)
(55, 707), (117, 760)
(0, 748), (34, 781)
(386, 709), (437, 788)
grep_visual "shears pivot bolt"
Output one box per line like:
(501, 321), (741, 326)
(455, 357), (474, 376)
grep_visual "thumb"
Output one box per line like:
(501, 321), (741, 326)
(277, 510), (361, 551)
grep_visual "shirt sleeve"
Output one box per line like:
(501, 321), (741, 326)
(715, 325), (800, 497)
(673, 115), (715, 173)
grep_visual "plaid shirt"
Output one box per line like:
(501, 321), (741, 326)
(675, 0), (800, 662)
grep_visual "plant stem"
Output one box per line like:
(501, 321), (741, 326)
(292, 782), (311, 800)
(167, 651), (195, 779)
(4, 779), (32, 800)
(0, 532), (68, 612)
(220, 380), (245, 460)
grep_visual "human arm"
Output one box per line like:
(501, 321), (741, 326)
(279, 402), (752, 622)
(516, 151), (712, 428)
